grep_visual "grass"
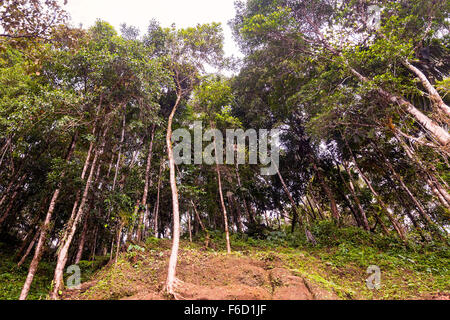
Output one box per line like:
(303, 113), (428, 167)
(0, 243), (53, 300)
(1, 221), (448, 300)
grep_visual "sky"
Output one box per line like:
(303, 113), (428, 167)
(64, 0), (243, 58)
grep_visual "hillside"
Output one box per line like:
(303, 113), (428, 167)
(57, 228), (449, 301)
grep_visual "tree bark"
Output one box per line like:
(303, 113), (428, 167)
(212, 124), (231, 254)
(342, 162), (370, 231)
(165, 88), (182, 296)
(154, 161), (164, 238)
(235, 163), (255, 224)
(311, 159), (340, 221)
(19, 133), (78, 300)
(17, 230), (40, 268)
(276, 168), (301, 232)
(308, 192), (325, 220)
(187, 210), (192, 243)
(137, 124), (156, 242)
(394, 131), (450, 207)
(402, 59), (450, 118)
(348, 66), (450, 146)
(348, 150), (407, 243)
(50, 126), (108, 299)
(75, 210), (89, 264)
(112, 112), (126, 191)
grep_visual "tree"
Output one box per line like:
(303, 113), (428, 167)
(145, 22), (225, 297)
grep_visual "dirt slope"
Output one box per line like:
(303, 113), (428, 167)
(62, 241), (339, 300)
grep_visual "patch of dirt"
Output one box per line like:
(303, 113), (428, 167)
(422, 292), (450, 300)
(176, 281), (272, 300)
(61, 281), (97, 300)
(121, 291), (165, 300)
(270, 268), (313, 300)
(63, 244), (340, 300)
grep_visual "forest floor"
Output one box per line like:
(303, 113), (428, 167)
(1, 225), (449, 300)
(60, 234), (449, 301)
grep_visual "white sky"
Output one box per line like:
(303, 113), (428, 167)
(64, 0), (243, 58)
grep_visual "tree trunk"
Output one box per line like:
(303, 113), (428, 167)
(348, 151), (407, 243)
(187, 210), (192, 243)
(0, 173), (25, 208)
(165, 89), (182, 296)
(115, 222), (124, 264)
(311, 159), (340, 221)
(309, 191), (325, 220)
(112, 112), (126, 191)
(235, 163), (255, 224)
(0, 173), (27, 226)
(393, 131), (450, 207)
(374, 146), (446, 239)
(210, 122), (231, 253)
(50, 126), (108, 299)
(75, 211), (89, 264)
(0, 136), (11, 168)
(19, 133), (78, 300)
(216, 163), (231, 254)
(17, 230), (40, 268)
(348, 66), (450, 146)
(154, 161), (164, 238)
(137, 124), (156, 242)
(402, 59), (450, 118)
(276, 168), (302, 232)
(342, 161), (370, 231)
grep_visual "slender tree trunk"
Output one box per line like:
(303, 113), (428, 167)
(311, 159), (340, 221)
(0, 173), (27, 226)
(17, 230), (40, 268)
(309, 191), (325, 220)
(191, 200), (211, 248)
(306, 195), (322, 220)
(165, 89), (182, 296)
(301, 197), (316, 220)
(394, 131), (450, 207)
(91, 224), (98, 261)
(19, 133), (78, 300)
(16, 226), (39, 261)
(397, 194), (427, 241)
(348, 151), (407, 243)
(112, 112), (126, 191)
(0, 136), (11, 168)
(154, 161), (164, 238)
(50, 126), (108, 299)
(0, 172), (25, 209)
(210, 120), (231, 253)
(187, 210), (192, 243)
(374, 147), (446, 239)
(0, 186), (21, 226)
(115, 222), (124, 264)
(235, 163), (254, 224)
(75, 211), (89, 264)
(137, 124), (156, 242)
(402, 59), (450, 118)
(228, 192), (243, 233)
(276, 168), (302, 232)
(214, 133), (231, 254)
(348, 66), (450, 146)
(342, 162), (370, 231)
(376, 148), (434, 227)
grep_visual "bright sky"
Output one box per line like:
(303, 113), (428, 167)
(64, 0), (243, 58)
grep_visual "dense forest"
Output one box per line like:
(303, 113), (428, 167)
(0, 0), (449, 301)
